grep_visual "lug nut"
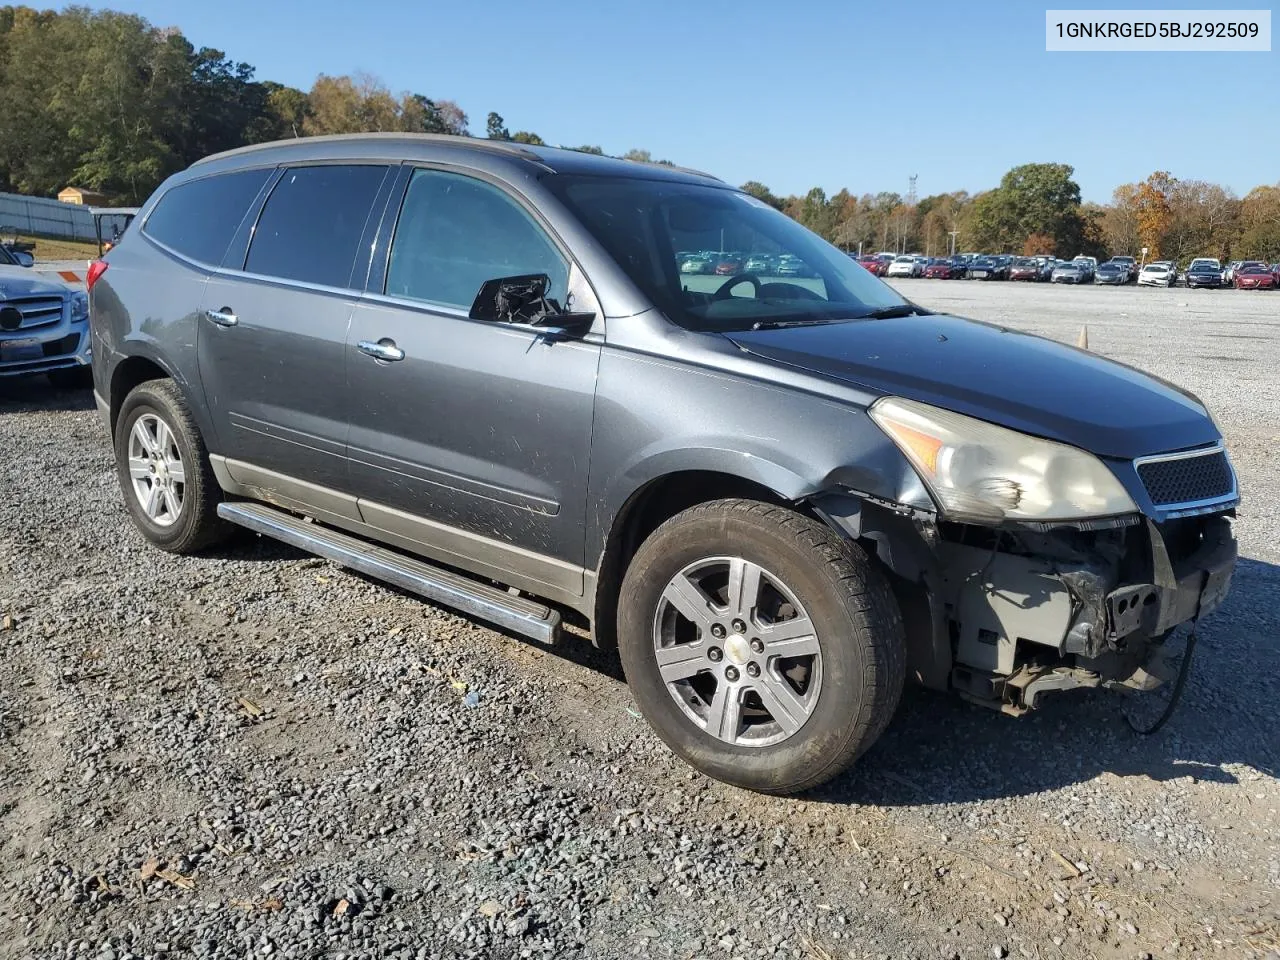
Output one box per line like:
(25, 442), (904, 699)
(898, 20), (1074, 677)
(750, 638), (764, 654)
(746, 662), (760, 678)
(725, 666), (740, 682)
(708, 647), (723, 662)
(710, 623), (726, 639)
(731, 618), (747, 634)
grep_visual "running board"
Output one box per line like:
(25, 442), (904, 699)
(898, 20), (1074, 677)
(217, 501), (561, 644)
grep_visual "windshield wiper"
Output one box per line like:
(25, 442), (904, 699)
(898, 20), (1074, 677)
(748, 318), (840, 330)
(858, 303), (928, 320)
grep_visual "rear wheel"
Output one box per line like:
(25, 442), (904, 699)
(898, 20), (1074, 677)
(114, 379), (231, 553)
(617, 499), (906, 794)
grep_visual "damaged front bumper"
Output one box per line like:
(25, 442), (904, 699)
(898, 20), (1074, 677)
(814, 495), (1237, 715)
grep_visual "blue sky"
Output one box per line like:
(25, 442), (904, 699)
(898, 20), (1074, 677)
(86, 0), (1277, 202)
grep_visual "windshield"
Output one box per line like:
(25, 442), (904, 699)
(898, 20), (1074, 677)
(545, 175), (906, 332)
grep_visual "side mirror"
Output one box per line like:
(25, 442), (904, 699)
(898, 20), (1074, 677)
(468, 274), (594, 338)
(12, 250), (33, 268)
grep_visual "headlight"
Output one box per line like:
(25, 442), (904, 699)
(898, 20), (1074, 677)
(869, 397), (1138, 522)
(69, 291), (89, 323)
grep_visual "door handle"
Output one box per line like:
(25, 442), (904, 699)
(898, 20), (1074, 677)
(357, 338), (405, 362)
(205, 307), (238, 327)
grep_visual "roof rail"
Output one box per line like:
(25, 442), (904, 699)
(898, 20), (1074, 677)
(193, 132), (543, 167)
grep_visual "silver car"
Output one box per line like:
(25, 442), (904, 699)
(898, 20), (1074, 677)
(0, 244), (92, 387)
(1051, 261), (1086, 284)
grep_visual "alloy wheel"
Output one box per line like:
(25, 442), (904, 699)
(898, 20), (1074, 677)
(127, 413), (186, 527)
(652, 556), (822, 747)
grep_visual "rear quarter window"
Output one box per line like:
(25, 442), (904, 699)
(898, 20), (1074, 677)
(142, 169), (272, 266)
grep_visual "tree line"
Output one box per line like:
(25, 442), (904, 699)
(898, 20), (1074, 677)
(1, 6), (1276, 263)
(748, 164), (1280, 264)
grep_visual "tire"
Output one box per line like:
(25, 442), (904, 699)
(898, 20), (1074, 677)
(47, 366), (93, 390)
(114, 378), (230, 554)
(617, 499), (906, 794)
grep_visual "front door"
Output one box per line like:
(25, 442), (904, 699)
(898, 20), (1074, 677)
(345, 168), (601, 597)
(198, 163), (391, 494)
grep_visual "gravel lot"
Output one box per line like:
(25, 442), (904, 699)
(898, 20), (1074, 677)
(2, 281), (1278, 960)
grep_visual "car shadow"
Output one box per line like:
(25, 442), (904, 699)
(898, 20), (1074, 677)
(0, 374), (95, 414)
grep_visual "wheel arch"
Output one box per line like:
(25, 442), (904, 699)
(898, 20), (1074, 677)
(590, 466), (815, 650)
(108, 348), (212, 444)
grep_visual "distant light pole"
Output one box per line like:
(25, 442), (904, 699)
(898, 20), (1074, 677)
(948, 231), (959, 256)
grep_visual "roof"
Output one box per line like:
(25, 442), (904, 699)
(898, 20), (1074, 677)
(191, 133), (724, 186)
(57, 186), (109, 201)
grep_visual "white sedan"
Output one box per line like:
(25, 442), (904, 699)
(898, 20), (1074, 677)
(1137, 261), (1177, 287)
(886, 255), (922, 278)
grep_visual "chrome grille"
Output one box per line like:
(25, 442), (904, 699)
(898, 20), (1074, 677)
(1, 296), (65, 331)
(1136, 448), (1235, 507)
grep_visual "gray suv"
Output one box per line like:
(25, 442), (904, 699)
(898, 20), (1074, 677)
(91, 135), (1238, 794)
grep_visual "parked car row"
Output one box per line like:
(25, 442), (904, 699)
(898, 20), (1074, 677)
(677, 250), (818, 278)
(856, 250), (1279, 290)
(674, 246), (1277, 291)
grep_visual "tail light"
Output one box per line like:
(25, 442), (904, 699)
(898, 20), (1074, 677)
(86, 260), (108, 292)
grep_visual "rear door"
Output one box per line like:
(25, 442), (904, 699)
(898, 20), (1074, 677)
(198, 163), (393, 498)
(344, 167), (602, 597)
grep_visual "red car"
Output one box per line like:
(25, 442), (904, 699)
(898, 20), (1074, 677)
(857, 256), (888, 276)
(923, 259), (958, 279)
(713, 257), (743, 276)
(1009, 257), (1042, 281)
(1235, 264), (1276, 290)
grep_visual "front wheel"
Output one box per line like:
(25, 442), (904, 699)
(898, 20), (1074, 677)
(617, 499), (906, 794)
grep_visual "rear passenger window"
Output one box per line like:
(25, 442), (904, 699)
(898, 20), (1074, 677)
(246, 165), (388, 288)
(386, 169), (568, 310)
(143, 169), (270, 266)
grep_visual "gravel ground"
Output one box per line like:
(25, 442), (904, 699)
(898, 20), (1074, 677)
(2, 281), (1278, 960)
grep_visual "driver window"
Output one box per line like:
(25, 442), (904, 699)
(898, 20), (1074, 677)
(667, 205), (829, 301)
(387, 169), (569, 311)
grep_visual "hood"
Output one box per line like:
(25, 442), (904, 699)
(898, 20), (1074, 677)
(726, 313), (1218, 459)
(0, 265), (72, 299)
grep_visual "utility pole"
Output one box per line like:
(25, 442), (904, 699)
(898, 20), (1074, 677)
(948, 230), (959, 256)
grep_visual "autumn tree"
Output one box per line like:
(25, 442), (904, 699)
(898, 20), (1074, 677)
(1238, 184), (1280, 261)
(1133, 171), (1175, 260)
(1102, 183), (1141, 257)
(1021, 233), (1056, 255)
